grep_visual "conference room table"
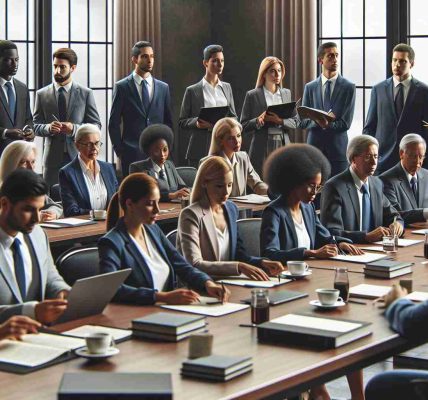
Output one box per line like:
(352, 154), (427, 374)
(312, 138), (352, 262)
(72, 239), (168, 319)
(2, 228), (428, 399)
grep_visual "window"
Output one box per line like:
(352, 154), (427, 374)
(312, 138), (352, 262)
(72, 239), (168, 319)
(408, 0), (428, 83)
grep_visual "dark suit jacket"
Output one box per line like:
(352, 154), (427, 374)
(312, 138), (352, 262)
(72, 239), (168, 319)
(108, 74), (172, 173)
(300, 75), (355, 164)
(129, 158), (186, 202)
(363, 77), (428, 173)
(261, 197), (350, 262)
(380, 163), (428, 225)
(320, 169), (403, 243)
(59, 156), (118, 217)
(0, 78), (33, 153)
(98, 218), (211, 305)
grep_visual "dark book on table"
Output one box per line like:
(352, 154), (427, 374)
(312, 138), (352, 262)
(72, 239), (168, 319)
(198, 106), (230, 125)
(365, 260), (413, 271)
(257, 313), (372, 349)
(363, 266), (412, 279)
(182, 354), (252, 376)
(241, 290), (308, 306)
(132, 312), (206, 335)
(393, 343), (428, 370)
(58, 372), (172, 400)
(266, 101), (296, 119)
(133, 325), (207, 342)
(181, 365), (253, 382)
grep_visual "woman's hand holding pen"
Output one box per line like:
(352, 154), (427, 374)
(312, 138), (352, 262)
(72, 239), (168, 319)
(389, 221), (403, 237)
(339, 242), (364, 255)
(205, 281), (230, 303)
(261, 259), (284, 276)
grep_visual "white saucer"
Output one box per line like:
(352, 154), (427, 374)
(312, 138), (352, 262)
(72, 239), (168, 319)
(281, 271), (312, 279)
(90, 217), (106, 221)
(309, 300), (346, 309)
(75, 346), (119, 359)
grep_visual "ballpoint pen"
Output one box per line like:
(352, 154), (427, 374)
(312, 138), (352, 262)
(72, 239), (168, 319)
(51, 114), (60, 122)
(332, 235), (346, 255)
(221, 282), (226, 304)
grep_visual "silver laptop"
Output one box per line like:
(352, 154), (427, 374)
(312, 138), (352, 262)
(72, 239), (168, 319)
(55, 269), (132, 324)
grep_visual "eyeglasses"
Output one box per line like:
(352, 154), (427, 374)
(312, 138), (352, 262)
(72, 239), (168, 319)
(306, 183), (323, 194)
(78, 141), (103, 149)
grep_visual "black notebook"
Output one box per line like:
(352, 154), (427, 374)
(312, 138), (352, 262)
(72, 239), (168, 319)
(365, 260), (413, 271)
(241, 290), (308, 306)
(266, 101), (296, 119)
(257, 313), (372, 349)
(58, 372), (172, 400)
(394, 343), (428, 370)
(182, 354), (252, 376)
(198, 106), (230, 125)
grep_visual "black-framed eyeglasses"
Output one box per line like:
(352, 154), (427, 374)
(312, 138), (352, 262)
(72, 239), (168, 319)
(78, 141), (103, 149)
(306, 183), (323, 194)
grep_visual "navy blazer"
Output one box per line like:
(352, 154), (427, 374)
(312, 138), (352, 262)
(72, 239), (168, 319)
(98, 218), (211, 305)
(363, 77), (428, 173)
(59, 156), (118, 217)
(108, 74), (173, 173)
(261, 197), (350, 262)
(300, 75), (355, 164)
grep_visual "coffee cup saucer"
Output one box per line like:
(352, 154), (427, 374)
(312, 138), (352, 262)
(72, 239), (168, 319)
(281, 270), (312, 279)
(309, 299), (346, 309)
(75, 346), (119, 359)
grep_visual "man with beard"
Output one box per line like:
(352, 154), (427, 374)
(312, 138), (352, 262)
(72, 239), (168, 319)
(109, 41), (173, 176)
(33, 48), (101, 188)
(0, 169), (69, 324)
(0, 40), (34, 154)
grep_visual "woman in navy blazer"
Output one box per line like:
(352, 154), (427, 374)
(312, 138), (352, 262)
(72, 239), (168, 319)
(99, 172), (229, 305)
(59, 124), (118, 217)
(177, 156), (283, 279)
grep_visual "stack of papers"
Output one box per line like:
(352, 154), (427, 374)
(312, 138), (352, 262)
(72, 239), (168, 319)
(217, 278), (291, 288)
(40, 218), (96, 228)
(229, 194), (270, 204)
(349, 284), (391, 299)
(161, 303), (249, 317)
(373, 239), (423, 247)
(331, 253), (387, 264)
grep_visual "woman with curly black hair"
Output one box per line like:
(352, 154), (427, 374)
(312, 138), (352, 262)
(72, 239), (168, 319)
(129, 124), (190, 202)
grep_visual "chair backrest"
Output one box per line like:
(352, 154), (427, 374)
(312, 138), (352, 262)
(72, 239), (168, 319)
(50, 184), (61, 202)
(176, 166), (197, 187)
(237, 218), (262, 257)
(165, 229), (178, 248)
(55, 246), (100, 286)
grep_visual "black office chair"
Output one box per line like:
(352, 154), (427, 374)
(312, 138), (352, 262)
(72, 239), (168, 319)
(50, 184), (61, 202)
(176, 166), (197, 187)
(165, 229), (178, 248)
(56, 246), (100, 286)
(237, 218), (262, 257)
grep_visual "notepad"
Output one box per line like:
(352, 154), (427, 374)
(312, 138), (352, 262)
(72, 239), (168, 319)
(411, 229), (428, 235)
(331, 253), (387, 264)
(404, 291), (428, 302)
(161, 302), (249, 317)
(349, 284), (391, 299)
(374, 239), (423, 247)
(359, 246), (384, 252)
(217, 278), (291, 288)
(63, 325), (132, 341)
(229, 194), (270, 204)
(40, 218), (96, 228)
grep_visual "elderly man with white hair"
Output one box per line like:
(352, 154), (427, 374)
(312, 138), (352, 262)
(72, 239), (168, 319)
(320, 134), (404, 243)
(59, 124), (118, 217)
(379, 133), (428, 225)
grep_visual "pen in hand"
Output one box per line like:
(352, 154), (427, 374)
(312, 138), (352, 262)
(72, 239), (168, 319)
(51, 114), (60, 122)
(221, 282), (226, 305)
(332, 235), (346, 255)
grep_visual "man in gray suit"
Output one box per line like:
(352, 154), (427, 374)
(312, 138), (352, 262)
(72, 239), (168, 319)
(0, 40), (34, 154)
(320, 135), (404, 243)
(0, 169), (69, 324)
(380, 134), (428, 225)
(33, 48), (101, 188)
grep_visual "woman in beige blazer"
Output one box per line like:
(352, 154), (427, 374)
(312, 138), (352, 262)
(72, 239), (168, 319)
(176, 156), (283, 278)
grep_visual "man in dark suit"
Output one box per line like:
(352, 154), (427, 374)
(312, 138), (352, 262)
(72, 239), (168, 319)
(380, 134), (428, 225)
(320, 135), (404, 243)
(0, 40), (34, 154)
(300, 42), (356, 177)
(109, 41), (173, 176)
(364, 43), (428, 174)
(33, 48), (101, 188)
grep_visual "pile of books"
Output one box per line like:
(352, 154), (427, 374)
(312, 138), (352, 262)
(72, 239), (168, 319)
(132, 312), (207, 342)
(181, 355), (253, 381)
(364, 260), (413, 279)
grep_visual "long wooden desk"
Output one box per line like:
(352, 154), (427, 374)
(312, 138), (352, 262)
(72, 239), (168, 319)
(2, 229), (427, 399)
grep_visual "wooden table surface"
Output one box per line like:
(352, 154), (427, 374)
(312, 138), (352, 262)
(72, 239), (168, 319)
(2, 228), (427, 399)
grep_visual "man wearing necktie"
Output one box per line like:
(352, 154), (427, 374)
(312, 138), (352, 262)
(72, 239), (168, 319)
(364, 43), (428, 174)
(380, 134), (428, 225)
(0, 40), (34, 155)
(321, 135), (404, 243)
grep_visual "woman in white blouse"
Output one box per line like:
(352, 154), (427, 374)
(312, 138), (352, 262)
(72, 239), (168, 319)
(240, 56), (298, 175)
(177, 156), (283, 279)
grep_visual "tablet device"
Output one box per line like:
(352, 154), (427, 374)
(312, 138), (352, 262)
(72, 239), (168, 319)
(55, 269), (131, 324)
(266, 101), (296, 119)
(198, 106), (230, 125)
(240, 290), (307, 306)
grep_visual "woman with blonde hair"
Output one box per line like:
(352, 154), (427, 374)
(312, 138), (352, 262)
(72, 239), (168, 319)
(240, 56), (298, 175)
(176, 156), (283, 279)
(200, 117), (267, 197)
(0, 140), (62, 221)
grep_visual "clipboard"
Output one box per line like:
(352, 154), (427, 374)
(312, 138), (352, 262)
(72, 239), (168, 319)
(198, 106), (230, 125)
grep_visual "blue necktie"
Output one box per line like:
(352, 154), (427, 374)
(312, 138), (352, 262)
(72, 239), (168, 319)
(11, 238), (26, 299)
(141, 80), (150, 112)
(361, 183), (373, 232)
(395, 83), (404, 118)
(323, 80), (332, 112)
(411, 176), (418, 205)
(5, 81), (16, 122)
(57, 87), (67, 122)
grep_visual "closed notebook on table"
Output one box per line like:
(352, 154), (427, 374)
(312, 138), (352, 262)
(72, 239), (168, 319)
(257, 313), (372, 349)
(180, 365), (253, 382)
(365, 260), (413, 271)
(132, 325), (207, 342)
(241, 290), (308, 306)
(58, 372), (172, 400)
(363, 267), (412, 279)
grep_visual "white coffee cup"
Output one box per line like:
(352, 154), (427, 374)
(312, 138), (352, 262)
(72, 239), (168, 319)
(85, 332), (113, 354)
(316, 289), (342, 306)
(90, 209), (107, 220)
(287, 261), (309, 275)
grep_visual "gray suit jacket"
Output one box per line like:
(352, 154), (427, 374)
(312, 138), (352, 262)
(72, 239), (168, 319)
(320, 169), (402, 243)
(380, 163), (428, 225)
(0, 224), (70, 322)
(33, 82), (101, 169)
(43, 195), (63, 218)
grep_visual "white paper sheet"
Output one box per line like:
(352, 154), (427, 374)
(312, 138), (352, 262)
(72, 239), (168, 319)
(405, 291), (428, 302)
(21, 332), (85, 350)
(374, 239), (423, 247)
(161, 302), (249, 317)
(331, 253), (387, 264)
(41, 217), (94, 227)
(349, 284), (391, 299)
(217, 278), (291, 288)
(63, 325), (132, 341)
(359, 246), (385, 252)
(411, 229), (428, 235)
(229, 194), (270, 204)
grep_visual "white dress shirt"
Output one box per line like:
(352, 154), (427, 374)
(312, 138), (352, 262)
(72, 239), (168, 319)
(151, 160), (168, 182)
(0, 76), (16, 104)
(292, 215), (311, 250)
(214, 221), (230, 262)
(78, 155), (108, 210)
(133, 72), (154, 101)
(349, 167), (370, 231)
(321, 73), (339, 104)
(202, 78), (228, 108)
(393, 75), (412, 105)
(401, 163), (428, 219)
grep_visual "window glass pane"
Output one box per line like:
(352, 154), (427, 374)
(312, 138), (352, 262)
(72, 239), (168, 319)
(15, 42), (27, 84)
(28, 0), (35, 41)
(343, 0), (363, 37)
(7, 0), (27, 40)
(72, 44), (88, 87)
(52, 0), (69, 41)
(0, 0), (5, 38)
(321, 0), (341, 38)
(107, 0), (113, 42)
(410, 0), (428, 35)
(89, 44), (106, 87)
(409, 38), (428, 84)
(342, 39), (363, 86)
(108, 44), (113, 87)
(90, 0), (106, 42)
(349, 89), (363, 140)
(366, 0), (386, 37)
(365, 39), (386, 86)
(70, 0), (88, 42)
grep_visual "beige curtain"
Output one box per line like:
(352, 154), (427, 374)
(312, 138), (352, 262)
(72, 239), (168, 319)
(115, 0), (162, 82)
(266, 0), (317, 143)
